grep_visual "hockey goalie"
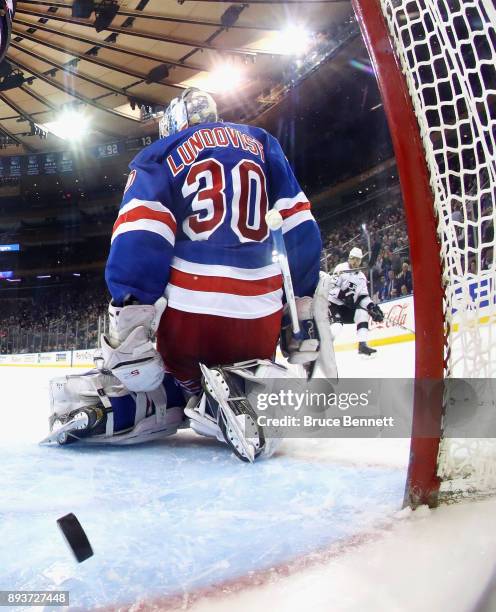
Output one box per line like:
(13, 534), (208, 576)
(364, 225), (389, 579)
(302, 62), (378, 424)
(45, 88), (337, 461)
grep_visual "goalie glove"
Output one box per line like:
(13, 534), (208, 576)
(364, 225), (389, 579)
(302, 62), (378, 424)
(367, 302), (384, 323)
(281, 272), (338, 380)
(99, 296), (166, 392)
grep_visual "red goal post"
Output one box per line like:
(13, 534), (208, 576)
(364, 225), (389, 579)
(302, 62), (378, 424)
(352, 0), (496, 507)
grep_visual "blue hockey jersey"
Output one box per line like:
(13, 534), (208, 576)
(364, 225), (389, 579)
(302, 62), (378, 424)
(105, 122), (322, 319)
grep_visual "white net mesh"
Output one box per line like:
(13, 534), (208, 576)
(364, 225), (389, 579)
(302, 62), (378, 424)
(379, 0), (496, 500)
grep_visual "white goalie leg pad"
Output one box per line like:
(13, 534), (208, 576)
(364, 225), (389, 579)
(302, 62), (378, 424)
(185, 360), (275, 462)
(311, 272), (338, 380)
(88, 385), (185, 445)
(48, 369), (128, 441)
(192, 359), (299, 459)
(242, 359), (306, 458)
(49, 370), (184, 445)
(49, 369), (126, 421)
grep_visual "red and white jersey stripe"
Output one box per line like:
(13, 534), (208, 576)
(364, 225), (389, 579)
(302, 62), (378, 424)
(274, 191), (314, 234)
(165, 257), (283, 319)
(111, 198), (177, 246)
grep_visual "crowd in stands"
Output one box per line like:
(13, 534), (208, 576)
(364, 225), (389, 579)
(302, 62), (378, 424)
(0, 280), (109, 354)
(0, 198), (414, 355)
(320, 196), (413, 301)
(1, 184), (494, 355)
(452, 193), (494, 276)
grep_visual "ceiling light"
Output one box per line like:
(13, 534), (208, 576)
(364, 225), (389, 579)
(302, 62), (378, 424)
(207, 63), (244, 94)
(42, 108), (90, 141)
(276, 26), (312, 56)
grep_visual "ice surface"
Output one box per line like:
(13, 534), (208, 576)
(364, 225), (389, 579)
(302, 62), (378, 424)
(1, 340), (494, 610)
(1, 434), (404, 609)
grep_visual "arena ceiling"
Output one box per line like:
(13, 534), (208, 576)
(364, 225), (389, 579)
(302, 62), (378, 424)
(0, 0), (353, 155)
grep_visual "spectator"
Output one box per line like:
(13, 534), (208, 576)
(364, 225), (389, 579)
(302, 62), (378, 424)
(396, 261), (413, 293)
(390, 249), (402, 275)
(375, 273), (388, 302)
(384, 269), (398, 299)
(381, 246), (393, 275)
(0, 278), (109, 354)
(482, 247), (493, 271)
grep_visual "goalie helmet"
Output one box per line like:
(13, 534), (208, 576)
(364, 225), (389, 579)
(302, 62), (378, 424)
(159, 87), (218, 139)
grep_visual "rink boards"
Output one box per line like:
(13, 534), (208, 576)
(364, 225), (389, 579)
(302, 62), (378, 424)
(0, 296), (416, 369)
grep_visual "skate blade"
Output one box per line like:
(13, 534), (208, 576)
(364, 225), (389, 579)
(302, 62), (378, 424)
(200, 363), (256, 463)
(39, 415), (87, 445)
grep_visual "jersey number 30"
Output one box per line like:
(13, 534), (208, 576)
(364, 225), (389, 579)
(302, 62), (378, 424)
(181, 158), (269, 242)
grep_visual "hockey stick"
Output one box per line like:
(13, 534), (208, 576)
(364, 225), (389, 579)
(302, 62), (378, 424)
(265, 209), (301, 338)
(333, 266), (369, 274)
(266, 210), (339, 381)
(357, 304), (416, 335)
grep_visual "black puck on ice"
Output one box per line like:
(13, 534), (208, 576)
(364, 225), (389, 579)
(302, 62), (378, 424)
(56, 513), (93, 563)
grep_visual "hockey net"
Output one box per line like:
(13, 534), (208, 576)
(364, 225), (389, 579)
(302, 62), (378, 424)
(354, 0), (496, 505)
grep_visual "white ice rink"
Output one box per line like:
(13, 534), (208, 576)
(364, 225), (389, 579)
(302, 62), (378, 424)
(1, 338), (496, 611)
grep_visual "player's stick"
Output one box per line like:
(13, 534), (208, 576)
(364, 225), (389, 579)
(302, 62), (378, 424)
(265, 209), (301, 338)
(334, 266), (368, 274)
(357, 304), (416, 335)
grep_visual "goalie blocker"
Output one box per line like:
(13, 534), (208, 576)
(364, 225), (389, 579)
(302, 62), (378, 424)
(281, 272), (338, 380)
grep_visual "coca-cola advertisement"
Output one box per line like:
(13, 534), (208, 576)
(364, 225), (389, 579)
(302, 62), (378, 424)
(370, 299), (413, 334)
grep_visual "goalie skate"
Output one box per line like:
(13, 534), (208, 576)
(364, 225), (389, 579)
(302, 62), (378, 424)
(42, 406), (107, 445)
(198, 363), (265, 463)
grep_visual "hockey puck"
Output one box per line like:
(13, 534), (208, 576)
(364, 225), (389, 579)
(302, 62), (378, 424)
(56, 513), (93, 563)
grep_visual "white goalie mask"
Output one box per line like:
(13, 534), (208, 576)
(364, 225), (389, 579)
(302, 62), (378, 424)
(159, 88), (218, 139)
